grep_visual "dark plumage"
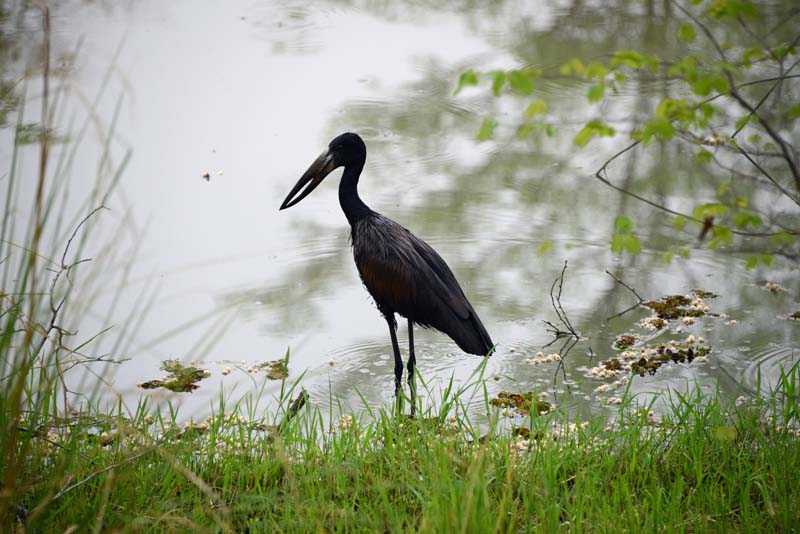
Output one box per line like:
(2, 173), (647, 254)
(351, 214), (492, 354)
(280, 132), (493, 407)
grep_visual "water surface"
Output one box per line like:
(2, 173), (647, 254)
(2, 0), (798, 420)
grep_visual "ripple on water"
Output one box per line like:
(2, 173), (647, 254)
(741, 344), (799, 396)
(308, 336), (497, 411)
(249, 3), (339, 55)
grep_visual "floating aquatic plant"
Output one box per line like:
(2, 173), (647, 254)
(490, 391), (553, 416)
(257, 359), (289, 380)
(139, 360), (211, 392)
(614, 334), (638, 350)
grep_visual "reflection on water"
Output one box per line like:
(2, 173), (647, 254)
(1, 0), (797, 420)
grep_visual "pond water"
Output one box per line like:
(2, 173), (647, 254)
(2, 0), (798, 421)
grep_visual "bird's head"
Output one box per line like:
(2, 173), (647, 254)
(279, 132), (366, 210)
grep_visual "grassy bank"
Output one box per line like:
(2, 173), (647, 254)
(2, 368), (799, 532)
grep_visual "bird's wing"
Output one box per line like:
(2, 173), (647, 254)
(354, 217), (471, 321)
(407, 235), (472, 320)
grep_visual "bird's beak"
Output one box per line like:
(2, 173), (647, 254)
(279, 149), (336, 210)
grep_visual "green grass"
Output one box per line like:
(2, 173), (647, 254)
(3, 367), (799, 532)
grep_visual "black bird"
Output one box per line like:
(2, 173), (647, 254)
(280, 133), (493, 406)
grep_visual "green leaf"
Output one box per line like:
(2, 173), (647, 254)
(613, 234), (641, 254)
(711, 225), (733, 245)
(677, 23), (696, 42)
(741, 47), (762, 68)
(707, 0), (758, 20)
(524, 99), (548, 119)
(690, 76), (714, 96)
(693, 202), (728, 219)
(476, 118), (496, 142)
(508, 70), (535, 95)
(612, 216), (641, 255)
(585, 62), (608, 80)
(733, 211), (762, 229)
(516, 123), (534, 140)
(536, 241), (552, 255)
(770, 231), (795, 247)
(560, 58), (585, 76)
(490, 71), (506, 96)
(573, 120), (615, 147)
(788, 104), (800, 121)
(454, 69), (478, 95)
(611, 234), (626, 254)
(668, 55), (698, 79)
(698, 103), (715, 127)
(745, 255), (758, 270)
(711, 74), (730, 94)
(662, 246), (690, 263)
(615, 215), (633, 234)
(626, 236), (642, 255)
(587, 83), (605, 103)
(695, 148), (713, 164)
(673, 215), (687, 231)
(735, 115), (751, 130)
(611, 50), (658, 72)
(759, 253), (773, 267)
(574, 127), (594, 147)
(639, 116), (675, 143)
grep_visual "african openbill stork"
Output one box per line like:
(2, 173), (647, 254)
(279, 132), (494, 407)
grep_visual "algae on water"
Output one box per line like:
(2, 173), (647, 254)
(139, 360), (211, 392)
(257, 359), (289, 380)
(490, 391), (553, 416)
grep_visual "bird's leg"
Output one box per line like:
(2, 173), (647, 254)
(386, 316), (404, 409)
(407, 319), (416, 416)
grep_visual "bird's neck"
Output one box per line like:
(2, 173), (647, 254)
(338, 163), (371, 225)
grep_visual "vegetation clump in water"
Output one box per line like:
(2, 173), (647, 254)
(764, 282), (786, 294)
(257, 359), (289, 380)
(138, 360), (211, 392)
(630, 343), (711, 377)
(614, 334), (638, 350)
(590, 334), (711, 384)
(691, 289), (718, 299)
(642, 294), (708, 320)
(490, 391), (553, 416)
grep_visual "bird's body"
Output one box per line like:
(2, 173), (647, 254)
(350, 212), (492, 355)
(280, 132), (493, 409)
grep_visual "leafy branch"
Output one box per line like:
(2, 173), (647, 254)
(455, 0), (799, 270)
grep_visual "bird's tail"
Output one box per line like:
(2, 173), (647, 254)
(452, 312), (494, 357)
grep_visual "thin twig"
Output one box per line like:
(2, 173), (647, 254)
(545, 261), (578, 337)
(594, 141), (796, 237)
(732, 142), (800, 207)
(605, 270), (646, 320)
(672, 0), (800, 190)
(541, 261), (591, 386)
